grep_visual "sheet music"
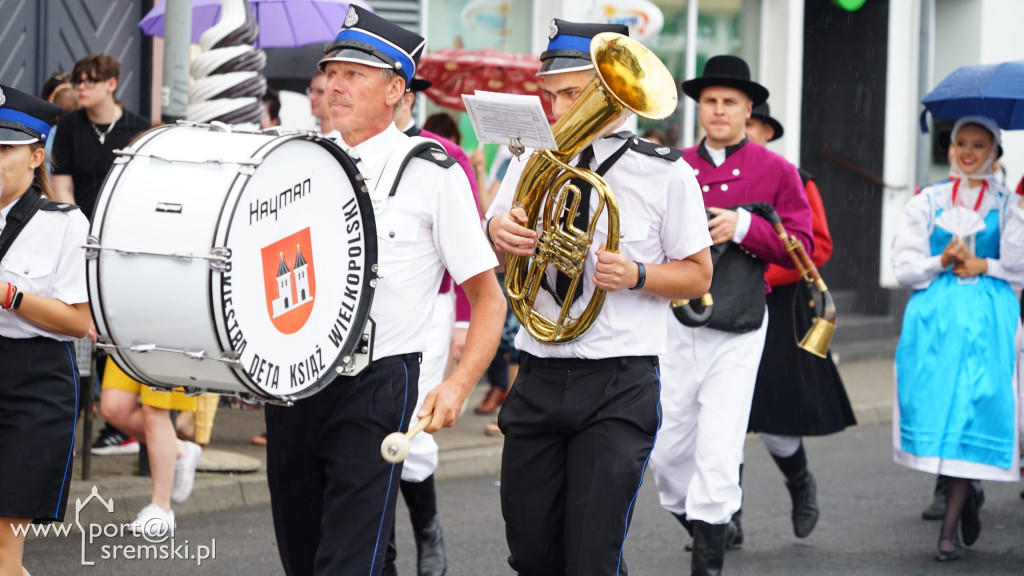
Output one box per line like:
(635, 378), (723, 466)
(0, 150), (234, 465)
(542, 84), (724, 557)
(462, 91), (557, 151)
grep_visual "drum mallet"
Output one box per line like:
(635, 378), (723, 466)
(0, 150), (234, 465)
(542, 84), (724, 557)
(380, 414), (434, 463)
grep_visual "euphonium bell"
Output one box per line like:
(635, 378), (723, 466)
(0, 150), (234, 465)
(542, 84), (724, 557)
(504, 32), (677, 343)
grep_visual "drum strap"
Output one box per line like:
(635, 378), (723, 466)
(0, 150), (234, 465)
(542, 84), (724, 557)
(369, 136), (444, 214)
(0, 188), (46, 264)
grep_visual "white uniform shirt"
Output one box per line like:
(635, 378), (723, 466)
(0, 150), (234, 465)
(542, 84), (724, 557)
(346, 123), (497, 360)
(892, 179), (1024, 290)
(486, 134), (711, 359)
(0, 196), (89, 340)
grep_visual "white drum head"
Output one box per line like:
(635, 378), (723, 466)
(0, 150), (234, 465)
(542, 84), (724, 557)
(213, 136), (376, 400)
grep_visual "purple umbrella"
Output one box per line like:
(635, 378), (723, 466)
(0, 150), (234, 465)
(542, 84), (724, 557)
(139, 0), (374, 48)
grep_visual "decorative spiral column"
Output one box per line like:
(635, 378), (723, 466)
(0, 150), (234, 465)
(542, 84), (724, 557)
(187, 0), (267, 125)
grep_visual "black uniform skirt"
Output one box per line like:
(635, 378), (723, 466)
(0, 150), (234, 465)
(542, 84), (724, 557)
(0, 336), (79, 523)
(747, 282), (856, 436)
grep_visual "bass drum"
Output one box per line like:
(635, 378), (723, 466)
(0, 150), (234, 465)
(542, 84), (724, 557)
(87, 123), (377, 403)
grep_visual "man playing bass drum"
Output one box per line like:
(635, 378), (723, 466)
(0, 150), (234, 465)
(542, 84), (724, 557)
(485, 20), (712, 575)
(648, 55), (813, 576)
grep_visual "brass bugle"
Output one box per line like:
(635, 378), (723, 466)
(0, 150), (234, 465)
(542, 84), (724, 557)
(771, 222), (836, 358)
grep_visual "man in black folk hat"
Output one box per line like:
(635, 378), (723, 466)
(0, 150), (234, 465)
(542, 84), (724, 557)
(648, 55), (813, 575)
(742, 100), (855, 546)
(263, 6), (506, 575)
(485, 19), (712, 575)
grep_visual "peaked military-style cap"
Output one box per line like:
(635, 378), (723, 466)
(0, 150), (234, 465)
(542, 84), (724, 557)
(537, 19), (629, 76)
(319, 5), (426, 89)
(0, 84), (62, 145)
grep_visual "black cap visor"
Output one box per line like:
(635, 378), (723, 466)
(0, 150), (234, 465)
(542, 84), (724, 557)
(0, 123), (41, 145)
(537, 51), (594, 76)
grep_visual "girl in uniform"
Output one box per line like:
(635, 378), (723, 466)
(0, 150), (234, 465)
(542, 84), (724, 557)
(892, 115), (1024, 561)
(0, 84), (91, 575)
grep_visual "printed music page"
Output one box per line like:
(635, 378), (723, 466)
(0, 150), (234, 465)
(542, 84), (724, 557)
(462, 91), (557, 151)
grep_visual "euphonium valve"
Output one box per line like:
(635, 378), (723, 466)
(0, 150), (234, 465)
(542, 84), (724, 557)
(504, 32), (677, 343)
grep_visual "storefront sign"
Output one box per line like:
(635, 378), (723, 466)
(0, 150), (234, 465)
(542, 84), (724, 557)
(461, 0), (513, 36)
(592, 0), (665, 43)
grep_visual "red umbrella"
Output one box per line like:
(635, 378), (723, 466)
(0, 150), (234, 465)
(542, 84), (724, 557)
(417, 47), (555, 123)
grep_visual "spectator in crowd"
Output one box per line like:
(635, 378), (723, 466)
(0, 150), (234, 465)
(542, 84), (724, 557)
(261, 88), (281, 129)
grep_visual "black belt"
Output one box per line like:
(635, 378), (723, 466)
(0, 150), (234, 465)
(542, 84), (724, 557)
(519, 352), (656, 372)
(372, 352), (422, 367)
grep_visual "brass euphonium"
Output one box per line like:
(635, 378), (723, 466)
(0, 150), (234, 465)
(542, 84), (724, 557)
(504, 32), (677, 343)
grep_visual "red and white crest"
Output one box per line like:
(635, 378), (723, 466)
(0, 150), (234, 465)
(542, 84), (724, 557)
(261, 227), (316, 334)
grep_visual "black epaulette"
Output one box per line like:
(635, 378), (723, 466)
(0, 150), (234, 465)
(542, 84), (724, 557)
(628, 137), (683, 162)
(39, 199), (80, 212)
(414, 145), (457, 169)
(798, 167), (814, 186)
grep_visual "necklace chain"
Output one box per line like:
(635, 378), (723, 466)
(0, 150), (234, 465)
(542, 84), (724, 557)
(91, 118), (118, 145)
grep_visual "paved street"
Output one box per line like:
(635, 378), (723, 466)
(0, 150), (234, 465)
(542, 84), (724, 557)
(24, 421), (1024, 575)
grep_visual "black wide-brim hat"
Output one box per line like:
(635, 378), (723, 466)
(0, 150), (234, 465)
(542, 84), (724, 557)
(409, 78), (432, 93)
(751, 101), (784, 142)
(319, 5), (426, 89)
(0, 84), (61, 145)
(537, 19), (629, 76)
(682, 55), (769, 106)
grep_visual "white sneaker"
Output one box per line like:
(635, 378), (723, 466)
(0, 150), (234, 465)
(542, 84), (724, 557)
(171, 441), (202, 504)
(130, 504), (175, 538)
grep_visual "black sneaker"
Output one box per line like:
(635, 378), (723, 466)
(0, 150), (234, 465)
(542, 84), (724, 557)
(91, 426), (140, 455)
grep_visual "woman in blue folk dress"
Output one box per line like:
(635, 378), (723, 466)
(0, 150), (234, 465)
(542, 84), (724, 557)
(892, 116), (1024, 562)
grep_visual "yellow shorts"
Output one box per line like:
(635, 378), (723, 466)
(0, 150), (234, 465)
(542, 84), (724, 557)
(101, 358), (198, 412)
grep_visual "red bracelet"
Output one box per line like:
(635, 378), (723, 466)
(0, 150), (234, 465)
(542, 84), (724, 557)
(2, 283), (14, 309)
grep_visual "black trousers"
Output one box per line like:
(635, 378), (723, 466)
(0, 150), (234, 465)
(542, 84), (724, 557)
(266, 354), (420, 576)
(0, 336), (78, 523)
(499, 353), (661, 576)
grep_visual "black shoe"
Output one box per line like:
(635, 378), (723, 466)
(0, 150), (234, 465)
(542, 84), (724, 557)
(922, 476), (947, 520)
(787, 471), (819, 538)
(91, 425), (139, 455)
(728, 515), (743, 549)
(772, 444), (819, 538)
(936, 537), (961, 562)
(684, 518), (740, 553)
(690, 521), (727, 576)
(401, 477), (446, 576)
(961, 484), (981, 547)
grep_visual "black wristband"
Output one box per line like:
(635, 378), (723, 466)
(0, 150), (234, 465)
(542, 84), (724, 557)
(11, 288), (23, 310)
(484, 216), (498, 248)
(629, 262), (646, 291)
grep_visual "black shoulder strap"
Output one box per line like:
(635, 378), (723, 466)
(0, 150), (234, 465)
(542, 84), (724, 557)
(387, 141), (451, 199)
(0, 190), (47, 264)
(594, 139), (631, 176)
(629, 138), (683, 162)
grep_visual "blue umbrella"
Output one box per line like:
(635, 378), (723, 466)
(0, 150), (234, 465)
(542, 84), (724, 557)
(920, 60), (1024, 132)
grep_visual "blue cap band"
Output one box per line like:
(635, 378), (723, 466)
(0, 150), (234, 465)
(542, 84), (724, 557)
(546, 34), (592, 55)
(0, 108), (50, 138)
(332, 29), (416, 83)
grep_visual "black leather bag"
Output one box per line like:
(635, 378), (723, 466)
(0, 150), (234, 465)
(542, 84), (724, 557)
(671, 203), (781, 333)
(702, 242), (766, 332)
